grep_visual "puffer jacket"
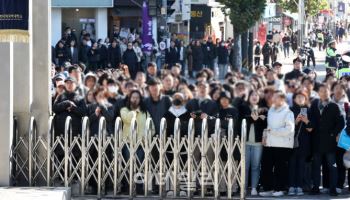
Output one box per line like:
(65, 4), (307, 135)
(266, 103), (295, 148)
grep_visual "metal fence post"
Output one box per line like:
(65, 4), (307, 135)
(227, 119), (234, 198)
(80, 117), (89, 195)
(173, 118), (181, 196)
(144, 118), (153, 196)
(97, 117), (106, 197)
(64, 116), (72, 187)
(187, 118), (194, 198)
(159, 118), (167, 198)
(240, 119), (247, 200)
(201, 118), (208, 198)
(114, 117), (122, 196)
(28, 116), (35, 186)
(129, 117), (137, 197)
(214, 119), (221, 199)
(47, 116), (54, 187)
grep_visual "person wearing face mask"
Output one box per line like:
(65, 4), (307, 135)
(217, 42), (229, 80)
(164, 93), (191, 138)
(106, 79), (120, 105)
(88, 87), (114, 135)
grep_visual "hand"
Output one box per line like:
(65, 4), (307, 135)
(200, 113), (208, 119)
(95, 107), (101, 116)
(190, 113), (197, 119)
(296, 114), (302, 123)
(259, 115), (266, 120)
(300, 115), (310, 124)
(69, 101), (77, 108)
(336, 134), (340, 142)
(251, 112), (259, 121)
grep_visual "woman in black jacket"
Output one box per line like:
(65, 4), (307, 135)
(87, 87), (114, 135)
(88, 42), (100, 71)
(288, 91), (312, 196)
(122, 42), (139, 79)
(192, 40), (204, 76)
(243, 90), (268, 196)
(55, 40), (68, 66)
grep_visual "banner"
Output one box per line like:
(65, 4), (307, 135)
(0, 0), (29, 43)
(142, 1), (153, 54)
(258, 24), (267, 45)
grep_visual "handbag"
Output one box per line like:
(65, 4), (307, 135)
(338, 127), (350, 151)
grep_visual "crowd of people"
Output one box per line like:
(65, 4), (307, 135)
(51, 25), (350, 197)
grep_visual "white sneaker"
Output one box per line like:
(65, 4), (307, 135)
(320, 188), (329, 193)
(259, 191), (273, 197)
(336, 188), (342, 194)
(251, 188), (258, 196)
(179, 191), (187, 197)
(166, 191), (174, 197)
(296, 187), (304, 196)
(272, 191), (284, 197)
(288, 187), (296, 196)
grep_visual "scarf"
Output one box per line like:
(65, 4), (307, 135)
(169, 106), (187, 118)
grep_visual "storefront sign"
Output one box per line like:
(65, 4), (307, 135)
(52, 0), (113, 7)
(142, 1), (153, 53)
(0, 0), (29, 43)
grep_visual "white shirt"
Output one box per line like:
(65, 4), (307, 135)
(179, 47), (184, 61)
(70, 47), (74, 55)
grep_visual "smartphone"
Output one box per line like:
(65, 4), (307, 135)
(300, 108), (307, 116)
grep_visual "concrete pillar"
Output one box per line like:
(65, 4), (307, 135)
(51, 8), (62, 46)
(31, 0), (51, 136)
(152, 17), (158, 42)
(13, 43), (31, 138)
(95, 8), (108, 40)
(0, 42), (13, 186)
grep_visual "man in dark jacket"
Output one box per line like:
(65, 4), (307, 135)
(284, 57), (306, 83)
(122, 42), (139, 79)
(165, 41), (179, 68)
(107, 39), (122, 68)
(79, 38), (90, 64)
(186, 81), (219, 136)
(309, 84), (345, 196)
(144, 78), (172, 135)
(217, 42), (229, 80)
(53, 77), (87, 136)
(262, 41), (272, 65)
(203, 37), (216, 71)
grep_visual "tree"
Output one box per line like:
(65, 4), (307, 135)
(277, 0), (329, 17)
(217, 0), (266, 72)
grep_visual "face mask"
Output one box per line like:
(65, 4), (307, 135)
(172, 99), (182, 106)
(108, 86), (118, 94)
(67, 31), (71, 34)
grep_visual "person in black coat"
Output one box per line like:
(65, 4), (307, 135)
(53, 77), (87, 136)
(87, 42), (100, 71)
(285, 57), (306, 83)
(122, 42), (139, 80)
(262, 41), (271, 65)
(164, 93), (191, 138)
(79, 39), (90, 64)
(288, 91), (312, 195)
(55, 40), (68, 66)
(186, 81), (219, 136)
(165, 41), (179, 68)
(309, 83), (345, 196)
(107, 39), (122, 69)
(217, 42), (229, 80)
(67, 40), (79, 64)
(98, 39), (108, 69)
(203, 37), (216, 71)
(87, 87), (114, 135)
(217, 91), (238, 134)
(192, 40), (204, 75)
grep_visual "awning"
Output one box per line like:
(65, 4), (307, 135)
(283, 12), (298, 20)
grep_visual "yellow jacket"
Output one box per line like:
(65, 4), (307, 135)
(120, 107), (154, 142)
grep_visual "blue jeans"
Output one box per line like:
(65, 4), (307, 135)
(245, 144), (263, 189)
(218, 64), (228, 80)
(312, 152), (337, 190)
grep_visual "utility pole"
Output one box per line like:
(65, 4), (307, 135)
(298, 0), (305, 46)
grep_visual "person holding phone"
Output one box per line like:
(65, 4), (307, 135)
(242, 90), (268, 196)
(288, 91), (313, 196)
(259, 91), (295, 197)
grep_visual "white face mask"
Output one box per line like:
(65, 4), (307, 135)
(108, 86), (118, 94)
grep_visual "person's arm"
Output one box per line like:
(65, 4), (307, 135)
(268, 111), (295, 136)
(52, 95), (71, 113)
(100, 104), (114, 122)
(70, 99), (87, 117)
(334, 104), (346, 135)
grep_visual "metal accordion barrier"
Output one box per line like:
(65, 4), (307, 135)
(10, 115), (247, 199)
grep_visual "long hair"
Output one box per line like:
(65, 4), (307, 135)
(126, 89), (147, 113)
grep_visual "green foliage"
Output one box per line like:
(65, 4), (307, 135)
(217, 0), (267, 34)
(277, 0), (329, 17)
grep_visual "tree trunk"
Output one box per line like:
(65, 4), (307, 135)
(233, 32), (242, 72)
(241, 32), (248, 70)
(248, 31), (254, 71)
